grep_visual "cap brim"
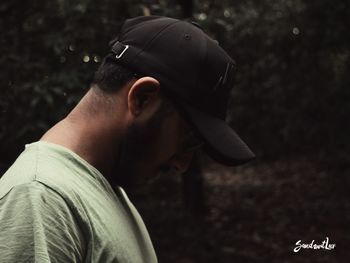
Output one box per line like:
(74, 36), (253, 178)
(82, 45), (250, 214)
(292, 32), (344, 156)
(179, 103), (256, 166)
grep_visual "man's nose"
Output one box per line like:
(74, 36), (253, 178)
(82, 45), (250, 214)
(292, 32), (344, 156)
(167, 151), (194, 174)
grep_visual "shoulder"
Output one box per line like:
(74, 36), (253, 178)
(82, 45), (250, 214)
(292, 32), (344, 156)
(1, 180), (71, 215)
(0, 180), (85, 239)
(0, 180), (82, 238)
(0, 141), (105, 226)
(0, 146), (38, 199)
(0, 181), (86, 262)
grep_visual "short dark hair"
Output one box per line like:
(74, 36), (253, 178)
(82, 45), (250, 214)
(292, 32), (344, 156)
(91, 54), (135, 92)
(90, 54), (175, 117)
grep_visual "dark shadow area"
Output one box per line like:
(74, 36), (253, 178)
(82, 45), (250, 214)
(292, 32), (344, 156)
(132, 156), (348, 262)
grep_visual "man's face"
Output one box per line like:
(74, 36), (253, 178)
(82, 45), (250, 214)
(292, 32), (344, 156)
(116, 100), (198, 188)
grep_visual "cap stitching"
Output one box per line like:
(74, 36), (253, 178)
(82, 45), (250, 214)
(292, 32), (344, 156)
(194, 35), (208, 104)
(129, 20), (182, 65)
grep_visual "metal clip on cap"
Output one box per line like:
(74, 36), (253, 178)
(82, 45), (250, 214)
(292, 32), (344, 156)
(112, 41), (129, 59)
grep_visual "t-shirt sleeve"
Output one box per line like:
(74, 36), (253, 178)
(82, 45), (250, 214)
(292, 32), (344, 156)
(0, 181), (85, 263)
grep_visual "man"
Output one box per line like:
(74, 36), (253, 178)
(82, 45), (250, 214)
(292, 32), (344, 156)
(0, 16), (254, 262)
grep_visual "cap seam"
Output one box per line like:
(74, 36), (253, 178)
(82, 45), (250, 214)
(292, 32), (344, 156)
(195, 35), (209, 98)
(129, 20), (181, 65)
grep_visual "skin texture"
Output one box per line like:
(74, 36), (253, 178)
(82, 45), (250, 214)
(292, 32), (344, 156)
(41, 77), (196, 189)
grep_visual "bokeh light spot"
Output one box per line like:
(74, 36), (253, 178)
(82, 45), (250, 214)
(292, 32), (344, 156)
(93, 55), (101, 63)
(292, 27), (300, 35)
(68, 44), (75, 52)
(83, 55), (90, 63)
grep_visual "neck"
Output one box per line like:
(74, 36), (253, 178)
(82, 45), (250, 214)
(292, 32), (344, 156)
(41, 90), (126, 181)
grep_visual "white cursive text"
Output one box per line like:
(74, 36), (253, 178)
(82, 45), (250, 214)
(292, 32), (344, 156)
(293, 237), (336, 253)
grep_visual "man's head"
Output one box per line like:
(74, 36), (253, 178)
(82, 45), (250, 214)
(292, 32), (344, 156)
(90, 59), (199, 186)
(89, 16), (255, 186)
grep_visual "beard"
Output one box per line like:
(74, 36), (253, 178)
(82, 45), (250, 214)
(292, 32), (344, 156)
(113, 107), (174, 190)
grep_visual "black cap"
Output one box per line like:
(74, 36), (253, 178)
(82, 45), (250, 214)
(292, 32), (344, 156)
(110, 16), (255, 166)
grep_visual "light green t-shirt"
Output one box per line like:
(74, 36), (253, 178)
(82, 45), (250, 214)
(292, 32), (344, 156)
(0, 141), (157, 263)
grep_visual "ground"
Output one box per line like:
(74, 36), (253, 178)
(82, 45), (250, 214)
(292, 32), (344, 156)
(132, 156), (349, 263)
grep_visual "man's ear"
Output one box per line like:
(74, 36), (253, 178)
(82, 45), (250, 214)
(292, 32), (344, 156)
(127, 77), (161, 117)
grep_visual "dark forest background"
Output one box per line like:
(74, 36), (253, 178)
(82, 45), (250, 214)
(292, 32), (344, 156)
(0, 0), (349, 262)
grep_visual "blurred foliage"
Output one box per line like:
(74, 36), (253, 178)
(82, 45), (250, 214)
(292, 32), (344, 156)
(0, 0), (349, 163)
(214, 0), (350, 160)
